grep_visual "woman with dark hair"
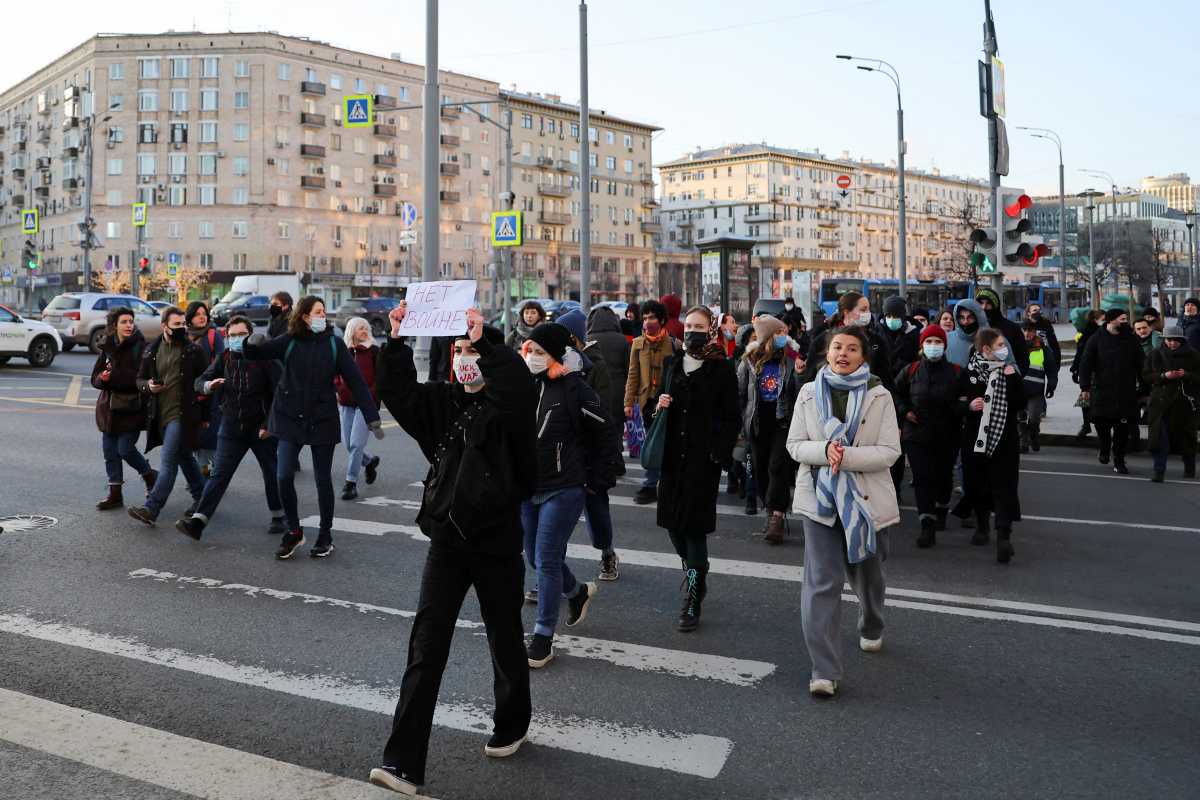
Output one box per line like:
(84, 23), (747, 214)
(244, 296), (383, 560)
(654, 306), (739, 632)
(91, 306), (156, 510)
(718, 313), (739, 358)
(505, 300), (546, 350)
(185, 300), (224, 476)
(620, 304), (642, 341)
(803, 292), (892, 388)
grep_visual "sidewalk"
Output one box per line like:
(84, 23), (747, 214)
(1039, 362), (1148, 446)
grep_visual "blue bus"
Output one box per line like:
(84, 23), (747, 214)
(822, 278), (1090, 323)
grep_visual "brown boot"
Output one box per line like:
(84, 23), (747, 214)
(764, 513), (786, 545)
(141, 469), (159, 493)
(96, 484), (123, 511)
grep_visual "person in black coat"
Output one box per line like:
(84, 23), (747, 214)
(1079, 308), (1144, 474)
(893, 325), (961, 547)
(244, 296), (382, 560)
(369, 306), (537, 795)
(1146, 326), (1200, 482)
(1180, 298), (1200, 350)
(654, 307), (740, 632)
(804, 291), (893, 388)
(185, 301), (224, 475)
(974, 288), (1029, 374)
(586, 305), (631, 424)
(91, 307), (156, 510)
(267, 291), (293, 339)
(1071, 308), (1106, 439)
(175, 315), (285, 541)
(877, 295), (921, 377)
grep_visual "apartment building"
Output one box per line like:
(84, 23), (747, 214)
(0, 31), (658, 310)
(1141, 173), (1198, 214)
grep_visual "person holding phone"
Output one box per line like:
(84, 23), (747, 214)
(92, 306), (156, 510)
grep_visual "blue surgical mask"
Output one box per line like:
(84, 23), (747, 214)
(992, 346), (1010, 362)
(773, 334), (789, 350)
(886, 317), (903, 331)
(723, 329), (735, 341)
(308, 316), (327, 333)
(923, 342), (945, 360)
(226, 335), (246, 353)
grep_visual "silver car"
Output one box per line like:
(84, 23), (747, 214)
(42, 293), (164, 353)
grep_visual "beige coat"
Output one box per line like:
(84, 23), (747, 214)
(785, 381), (902, 529)
(622, 333), (678, 412)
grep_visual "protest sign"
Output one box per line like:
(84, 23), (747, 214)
(397, 280), (477, 337)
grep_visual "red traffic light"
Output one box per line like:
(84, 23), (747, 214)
(138, 257), (149, 268)
(1023, 243), (1051, 266)
(1004, 193), (1032, 218)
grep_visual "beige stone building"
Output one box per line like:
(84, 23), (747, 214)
(1140, 173), (1199, 214)
(0, 31), (657, 310)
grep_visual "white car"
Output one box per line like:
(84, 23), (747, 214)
(0, 303), (62, 368)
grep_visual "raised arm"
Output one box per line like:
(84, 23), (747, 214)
(243, 331), (291, 362)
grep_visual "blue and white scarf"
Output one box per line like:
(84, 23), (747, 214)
(812, 364), (877, 564)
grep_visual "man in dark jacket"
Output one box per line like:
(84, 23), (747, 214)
(1024, 301), (1061, 365)
(128, 306), (209, 525)
(1080, 308), (1144, 474)
(877, 295), (920, 377)
(1071, 308), (1106, 440)
(586, 305), (631, 424)
(1019, 321), (1059, 452)
(1146, 325), (1200, 482)
(175, 315), (284, 540)
(1180, 298), (1200, 350)
(975, 288), (1029, 373)
(370, 306), (537, 796)
(267, 291), (293, 339)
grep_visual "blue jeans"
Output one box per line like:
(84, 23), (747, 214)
(193, 432), (282, 522)
(339, 405), (375, 483)
(277, 439), (335, 534)
(521, 487), (586, 638)
(641, 466), (660, 489)
(584, 489), (614, 553)
(146, 420), (206, 516)
(101, 431), (151, 485)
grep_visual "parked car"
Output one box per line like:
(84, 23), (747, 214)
(333, 296), (402, 337)
(41, 293), (162, 353)
(0, 303), (61, 368)
(148, 301), (173, 313)
(591, 300), (629, 319)
(211, 294), (272, 327)
(541, 299), (581, 321)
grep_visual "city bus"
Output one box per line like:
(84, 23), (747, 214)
(819, 278), (950, 318)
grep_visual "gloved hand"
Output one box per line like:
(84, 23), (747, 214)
(247, 332), (268, 347)
(369, 420), (385, 440)
(1046, 390), (1054, 399)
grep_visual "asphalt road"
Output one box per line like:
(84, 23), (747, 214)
(1, 350), (1199, 799)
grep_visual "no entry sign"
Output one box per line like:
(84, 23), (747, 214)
(836, 174), (852, 190)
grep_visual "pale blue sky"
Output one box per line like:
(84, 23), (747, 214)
(7, 0), (1198, 196)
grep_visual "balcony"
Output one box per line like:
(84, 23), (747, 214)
(11, 167), (25, 179)
(440, 134), (460, 147)
(745, 211), (781, 223)
(638, 171), (653, 184)
(539, 211), (571, 225)
(819, 240), (841, 249)
(300, 112), (326, 127)
(677, 219), (694, 228)
(439, 162), (460, 176)
(640, 196), (659, 208)
(440, 106), (460, 120)
(62, 177), (79, 191)
(374, 95), (397, 111)
(300, 175), (326, 190)
(36, 129), (50, 144)
(754, 232), (783, 244)
(640, 221), (662, 234)
(817, 219), (838, 228)
(300, 81), (326, 96)
(300, 144), (326, 158)
(537, 183), (570, 198)
(554, 159), (574, 172)
(374, 183), (397, 197)
(536, 156), (554, 168)
(34, 184), (49, 197)
(62, 145), (79, 158)
(11, 193), (24, 206)
(440, 190), (460, 203)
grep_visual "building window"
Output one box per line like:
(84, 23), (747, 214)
(623, 134), (633, 149)
(398, 86), (410, 101)
(329, 73), (342, 90)
(200, 121), (218, 143)
(201, 57), (219, 79)
(276, 190), (291, 206)
(137, 154), (156, 175)
(170, 123), (187, 144)
(605, 156), (616, 170)
(107, 158), (123, 176)
(199, 154), (217, 176)
(201, 89), (218, 111)
(199, 253), (214, 268)
(354, 77), (366, 92)
(232, 221), (248, 238)
(168, 154), (186, 175)
(234, 59), (249, 78)
(109, 62), (123, 80)
(588, 126), (598, 142)
(170, 57), (189, 79)
(233, 122), (249, 141)
(139, 58), (160, 79)
(108, 94), (124, 111)
(277, 158), (289, 175)
(277, 63), (291, 81)
(139, 122), (157, 143)
(277, 254), (291, 271)
(199, 185), (216, 205)
(199, 221), (214, 238)
(169, 186), (187, 206)
(605, 131), (615, 145)
(105, 189), (121, 205)
(106, 222), (121, 239)
(230, 91), (248, 110)
(168, 222), (183, 239)
(138, 90), (158, 112)
(278, 222), (290, 238)
(624, 159), (633, 174)
(233, 157), (249, 176)
(521, 113), (533, 129)
(232, 187), (248, 205)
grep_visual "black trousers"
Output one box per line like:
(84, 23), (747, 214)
(752, 415), (795, 513)
(382, 544), (531, 786)
(962, 442), (1021, 530)
(668, 529), (709, 569)
(907, 439), (956, 518)
(1093, 416), (1130, 463)
(889, 443), (906, 496)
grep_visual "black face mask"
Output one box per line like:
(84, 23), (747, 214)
(269, 305), (284, 318)
(684, 331), (710, 354)
(169, 326), (188, 343)
(960, 321), (979, 336)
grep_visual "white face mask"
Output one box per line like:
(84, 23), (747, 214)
(308, 316), (327, 333)
(857, 311), (872, 326)
(991, 346), (1010, 362)
(453, 354), (483, 386)
(923, 342), (945, 360)
(525, 352), (548, 374)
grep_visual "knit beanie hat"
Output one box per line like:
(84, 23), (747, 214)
(1104, 307), (1126, 323)
(528, 321), (572, 362)
(752, 314), (787, 343)
(919, 324), (947, 346)
(883, 295), (908, 318)
(975, 288), (1000, 308)
(1163, 325), (1186, 340)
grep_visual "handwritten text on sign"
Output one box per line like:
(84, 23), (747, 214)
(397, 280), (478, 337)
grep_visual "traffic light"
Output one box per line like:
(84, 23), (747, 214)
(999, 189), (1034, 265)
(138, 256), (151, 276)
(21, 239), (38, 270)
(968, 224), (997, 274)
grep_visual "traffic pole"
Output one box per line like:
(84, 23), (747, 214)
(417, 0), (440, 374)
(578, 1), (591, 312)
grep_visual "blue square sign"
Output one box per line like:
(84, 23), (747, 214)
(491, 210), (522, 247)
(344, 95), (373, 128)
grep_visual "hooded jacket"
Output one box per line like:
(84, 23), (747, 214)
(974, 289), (1029, 373)
(1079, 326), (1144, 419)
(948, 299), (990, 368)
(876, 317), (920, 376)
(586, 306), (631, 422)
(1181, 313), (1200, 351)
(531, 359), (611, 494)
(660, 294), (685, 340)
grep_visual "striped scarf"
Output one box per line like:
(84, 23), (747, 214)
(967, 352), (1008, 457)
(812, 364), (877, 564)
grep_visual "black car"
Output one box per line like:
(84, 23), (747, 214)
(212, 294), (272, 327)
(334, 296), (401, 337)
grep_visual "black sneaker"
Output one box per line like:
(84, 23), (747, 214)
(484, 732), (527, 758)
(341, 481), (358, 501)
(526, 633), (554, 669)
(175, 516), (205, 541)
(566, 582), (597, 627)
(368, 766), (421, 795)
(275, 530), (305, 560)
(267, 517), (287, 535)
(633, 486), (657, 505)
(364, 455), (381, 486)
(310, 532), (335, 558)
(1113, 461), (1129, 475)
(524, 588), (539, 605)
(184, 499), (199, 517)
(598, 551), (619, 582)
(127, 506), (157, 526)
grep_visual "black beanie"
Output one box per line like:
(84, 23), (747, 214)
(1104, 307), (1125, 323)
(883, 295), (908, 318)
(528, 321), (572, 362)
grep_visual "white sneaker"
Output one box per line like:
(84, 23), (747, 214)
(808, 678), (838, 697)
(859, 636), (883, 653)
(484, 733), (527, 758)
(368, 767), (420, 795)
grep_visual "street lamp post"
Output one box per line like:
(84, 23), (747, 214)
(417, 0), (440, 374)
(837, 54), (906, 301)
(1017, 126), (1067, 317)
(1080, 169), (1120, 310)
(579, 1), (591, 312)
(1185, 214), (1197, 314)
(1078, 190), (1104, 309)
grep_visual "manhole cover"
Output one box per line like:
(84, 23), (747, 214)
(0, 515), (59, 533)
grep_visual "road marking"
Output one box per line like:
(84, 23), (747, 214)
(1020, 468), (1199, 487)
(63, 374), (83, 406)
(895, 505), (1198, 534)
(312, 515), (1200, 643)
(0, 612), (733, 779)
(0, 395), (92, 410)
(0, 686), (416, 800)
(128, 568), (775, 687)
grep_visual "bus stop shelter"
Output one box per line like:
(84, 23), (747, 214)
(695, 235), (758, 322)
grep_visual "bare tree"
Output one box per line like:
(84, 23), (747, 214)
(940, 198), (990, 285)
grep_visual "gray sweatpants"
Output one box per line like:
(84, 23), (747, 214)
(800, 517), (888, 682)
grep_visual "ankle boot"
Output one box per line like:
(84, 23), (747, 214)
(996, 528), (1014, 564)
(96, 484), (123, 511)
(764, 513), (785, 544)
(934, 507), (949, 531)
(677, 566), (704, 632)
(971, 511), (991, 545)
(916, 517), (936, 548)
(141, 469), (158, 493)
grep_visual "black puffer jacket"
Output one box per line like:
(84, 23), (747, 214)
(586, 306), (631, 422)
(532, 369), (610, 493)
(194, 350), (281, 439)
(877, 319), (920, 378)
(893, 356), (961, 445)
(1080, 327), (1144, 419)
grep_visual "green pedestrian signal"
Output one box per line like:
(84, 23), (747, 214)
(21, 239), (38, 270)
(970, 252), (995, 274)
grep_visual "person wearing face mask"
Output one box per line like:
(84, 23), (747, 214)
(1018, 321), (1058, 453)
(803, 291), (892, 388)
(267, 291), (293, 339)
(1024, 302), (1061, 366)
(185, 301), (224, 477)
(893, 325), (962, 547)
(718, 313), (739, 358)
(737, 315), (803, 542)
(335, 317), (382, 501)
(624, 299), (681, 504)
(958, 329), (1026, 563)
(786, 326), (901, 697)
(1146, 326), (1200, 482)
(174, 316), (284, 541)
(1079, 309), (1144, 474)
(877, 296), (920, 377)
(655, 307), (739, 632)
(127, 307), (210, 527)
(370, 305), (537, 795)
(243, 296), (383, 560)
(1070, 308), (1107, 441)
(973, 288), (1028, 373)
(947, 298), (1005, 369)
(518, 322), (611, 668)
(505, 300), (546, 350)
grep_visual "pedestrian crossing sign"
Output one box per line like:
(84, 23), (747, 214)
(21, 209), (38, 235)
(344, 95), (373, 128)
(491, 210), (522, 247)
